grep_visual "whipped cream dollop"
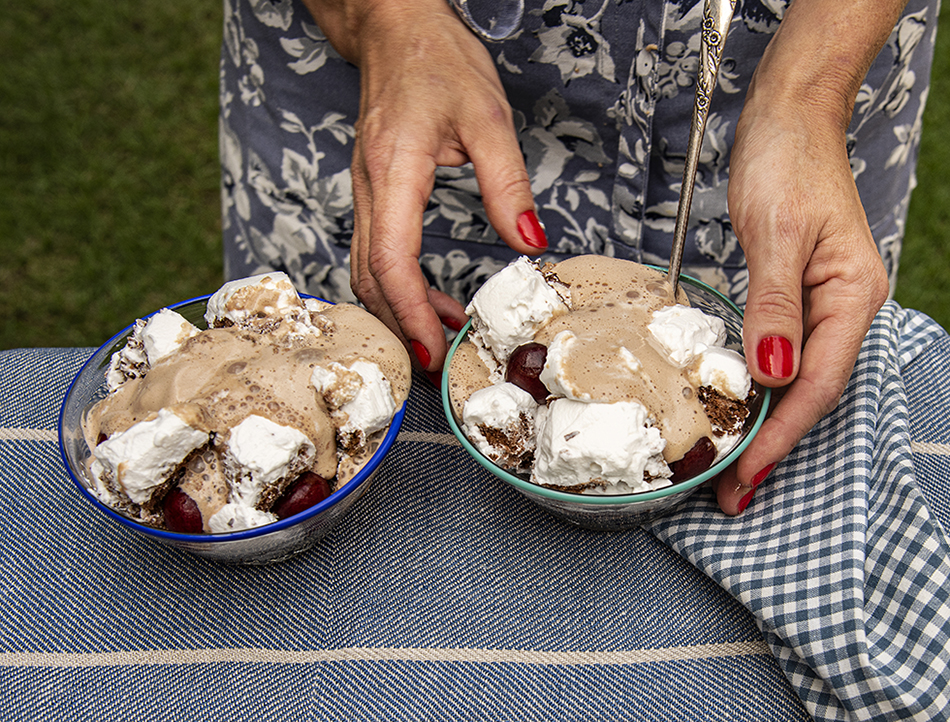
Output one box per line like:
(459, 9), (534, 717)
(91, 407), (209, 506)
(311, 359), (398, 452)
(224, 414), (316, 508)
(647, 305), (726, 369)
(140, 309), (201, 365)
(533, 399), (670, 493)
(462, 382), (538, 473)
(205, 272), (323, 339)
(689, 346), (752, 400)
(208, 503), (277, 534)
(205, 273), (299, 326)
(465, 256), (570, 365)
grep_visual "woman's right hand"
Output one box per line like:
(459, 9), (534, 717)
(303, 0), (546, 373)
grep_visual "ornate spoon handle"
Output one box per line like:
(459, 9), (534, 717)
(668, 0), (737, 294)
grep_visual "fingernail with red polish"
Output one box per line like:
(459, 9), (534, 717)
(757, 335), (794, 379)
(751, 462), (776, 488)
(737, 488), (755, 514)
(440, 316), (465, 332)
(517, 210), (548, 249)
(410, 340), (431, 369)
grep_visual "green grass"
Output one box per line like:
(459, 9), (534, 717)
(0, 2), (223, 349)
(0, 2), (947, 350)
(894, 2), (950, 328)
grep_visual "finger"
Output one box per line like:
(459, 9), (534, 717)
(712, 463), (753, 517)
(428, 287), (468, 334)
(717, 294), (869, 514)
(710, 208), (805, 516)
(714, 375), (832, 516)
(350, 145), (389, 323)
(710, 379), (786, 515)
(714, 464), (777, 516)
(361, 146), (449, 372)
(350, 141), (412, 358)
(462, 106), (547, 255)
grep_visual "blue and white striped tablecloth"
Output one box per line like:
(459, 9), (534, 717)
(1, 301), (947, 721)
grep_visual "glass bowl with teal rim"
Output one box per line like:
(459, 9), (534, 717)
(59, 294), (407, 565)
(441, 267), (770, 531)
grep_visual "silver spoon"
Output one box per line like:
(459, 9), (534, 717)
(668, 0), (737, 295)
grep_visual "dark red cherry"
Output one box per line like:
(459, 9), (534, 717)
(505, 342), (548, 403)
(669, 436), (717, 483)
(272, 471), (332, 519)
(163, 488), (204, 534)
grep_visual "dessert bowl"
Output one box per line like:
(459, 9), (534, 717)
(442, 267), (770, 531)
(59, 295), (406, 565)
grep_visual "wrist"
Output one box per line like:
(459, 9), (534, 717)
(744, 0), (907, 134)
(301, 0), (458, 66)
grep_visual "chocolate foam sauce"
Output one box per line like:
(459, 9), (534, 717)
(449, 256), (713, 462)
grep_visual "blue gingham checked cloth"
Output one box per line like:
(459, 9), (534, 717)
(0, 301), (948, 721)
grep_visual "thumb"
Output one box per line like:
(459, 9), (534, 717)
(732, 227), (807, 487)
(742, 242), (804, 389)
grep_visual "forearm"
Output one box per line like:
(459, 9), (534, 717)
(747, 0), (909, 129)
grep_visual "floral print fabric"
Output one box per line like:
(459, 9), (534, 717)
(220, 0), (939, 308)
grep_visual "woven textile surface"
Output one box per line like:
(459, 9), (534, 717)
(647, 303), (950, 720)
(1, 302), (948, 721)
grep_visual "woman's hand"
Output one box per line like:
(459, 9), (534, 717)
(712, 0), (906, 514)
(303, 0), (545, 373)
(713, 96), (889, 515)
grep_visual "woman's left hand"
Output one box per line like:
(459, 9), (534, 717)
(710, 0), (905, 514)
(712, 93), (889, 515)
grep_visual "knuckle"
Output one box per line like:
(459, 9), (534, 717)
(735, 202), (808, 255)
(801, 372), (847, 420)
(492, 166), (532, 198)
(480, 91), (514, 127)
(367, 243), (401, 280)
(772, 204), (809, 244)
(350, 272), (379, 308)
(358, 135), (396, 181)
(865, 258), (890, 310)
(365, 249), (429, 322)
(748, 286), (801, 324)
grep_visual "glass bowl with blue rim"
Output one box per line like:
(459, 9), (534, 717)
(59, 294), (406, 565)
(441, 268), (770, 531)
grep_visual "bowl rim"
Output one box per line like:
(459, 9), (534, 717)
(441, 265), (771, 505)
(58, 293), (406, 542)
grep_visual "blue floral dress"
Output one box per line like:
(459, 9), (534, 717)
(219, 0), (940, 308)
